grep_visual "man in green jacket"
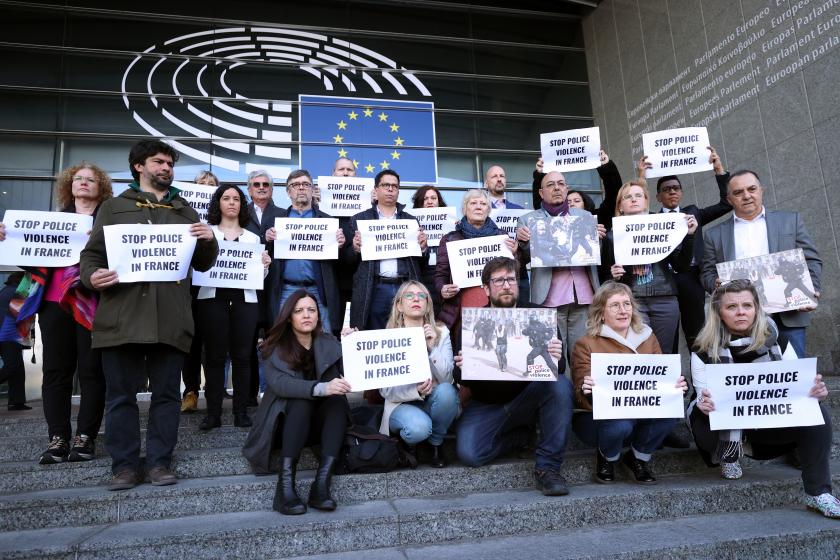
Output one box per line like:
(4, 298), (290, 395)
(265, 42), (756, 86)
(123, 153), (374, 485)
(80, 139), (218, 491)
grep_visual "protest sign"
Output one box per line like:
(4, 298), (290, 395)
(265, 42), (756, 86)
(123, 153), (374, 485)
(0, 210), (93, 267)
(527, 214), (600, 267)
(273, 218), (339, 260)
(317, 176), (374, 217)
(490, 208), (530, 239)
(341, 327), (431, 391)
(540, 127), (601, 173)
(641, 127), (713, 179)
(171, 181), (217, 222)
(192, 240), (264, 290)
(409, 207), (457, 247)
(706, 357), (823, 431)
(590, 353), (684, 420)
(357, 219), (421, 261)
(716, 249), (817, 314)
(447, 235), (513, 288)
(461, 307), (558, 381)
(612, 213), (688, 265)
(103, 224), (196, 283)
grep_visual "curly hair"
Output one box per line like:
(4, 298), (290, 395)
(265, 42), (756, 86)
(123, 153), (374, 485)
(54, 162), (113, 210)
(206, 185), (249, 227)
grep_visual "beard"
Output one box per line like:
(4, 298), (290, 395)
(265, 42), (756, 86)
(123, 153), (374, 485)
(489, 290), (517, 308)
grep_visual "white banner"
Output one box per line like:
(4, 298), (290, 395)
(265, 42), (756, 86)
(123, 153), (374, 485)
(490, 208), (530, 239)
(341, 327), (432, 391)
(706, 358), (824, 431)
(591, 353), (684, 420)
(273, 218), (339, 260)
(171, 181), (217, 222)
(103, 224), (196, 283)
(192, 240), (264, 289)
(641, 127), (714, 179)
(447, 235), (513, 288)
(540, 127), (601, 173)
(409, 207), (457, 247)
(317, 176), (374, 217)
(0, 210), (93, 267)
(358, 219), (421, 261)
(612, 213), (688, 265)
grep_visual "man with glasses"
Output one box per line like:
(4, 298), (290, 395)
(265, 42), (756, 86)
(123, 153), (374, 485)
(344, 169), (428, 330)
(246, 170), (280, 243)
(454, 257), (573, 496)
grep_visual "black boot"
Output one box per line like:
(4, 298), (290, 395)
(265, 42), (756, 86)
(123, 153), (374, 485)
(429, 444), (446, 468)
(273, 457), (306, 515)
(308, 456), (337, 511)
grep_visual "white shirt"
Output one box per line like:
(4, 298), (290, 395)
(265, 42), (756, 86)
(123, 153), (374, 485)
(253, 204), (264, 226)
(661, 206), (681, 213)
(376, 205), (399, 278)
(733, 207), (769, 259)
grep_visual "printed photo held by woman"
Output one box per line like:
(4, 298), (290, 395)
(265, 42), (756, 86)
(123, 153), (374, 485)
(689, 279), (838, 518)
(573, 281), (688, 484)
(242, 290), (351, 515)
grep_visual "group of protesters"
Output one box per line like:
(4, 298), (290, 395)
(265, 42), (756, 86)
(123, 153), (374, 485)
(0, 137), (836, 520)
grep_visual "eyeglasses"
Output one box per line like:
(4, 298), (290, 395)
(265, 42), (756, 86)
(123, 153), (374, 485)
(72, 176), (98, 184)
(488, 276), (517, 288)
(621, 192), (646, 200)
(250, 181), (271, 188)
(659, 185), (682, 193)
(606, 302), (633, 312)
(377, 183), (399, 190)
(401, 291), (428, 300)
(542, 181), (567, 189)
(288, 181), (312, 190)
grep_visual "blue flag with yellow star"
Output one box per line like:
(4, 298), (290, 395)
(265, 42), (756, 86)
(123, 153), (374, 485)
(299, 95), (437, 184)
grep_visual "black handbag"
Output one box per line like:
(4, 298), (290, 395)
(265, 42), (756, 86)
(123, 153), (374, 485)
(339, 425), (417, 474)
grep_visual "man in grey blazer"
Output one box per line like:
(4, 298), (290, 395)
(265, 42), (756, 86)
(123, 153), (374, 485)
(701, 170), (821, 357)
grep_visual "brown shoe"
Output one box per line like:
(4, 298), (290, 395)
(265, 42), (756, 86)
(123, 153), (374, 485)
(108, 469), (141, 491)
(147, 466), (177, 486)
(180, 391), (198, 413)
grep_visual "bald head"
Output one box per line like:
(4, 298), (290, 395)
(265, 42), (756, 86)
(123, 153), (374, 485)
(484, 165), (506, 198)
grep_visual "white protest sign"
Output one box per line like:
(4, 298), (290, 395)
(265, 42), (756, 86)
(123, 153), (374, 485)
(192, 240), (264, 290)
(409, 207), (457, 247)
(0, 210), (93, 267)
(641, 127), (713, 179)
(490, 208), (530, 239)
(590, 353), (684, 420)
(273, 218), (339, 260)
(447, 235), (513, 288)
(706, 358), (824, 431)
(103, 224), (196, 283)
(171, 181), (217, 222)
(317, 176), (374, 217)
(612, 213), (688, 265)
(341, 327), (431, 391)
(357, 219), (421, 261)
(540, 127), (601, 173)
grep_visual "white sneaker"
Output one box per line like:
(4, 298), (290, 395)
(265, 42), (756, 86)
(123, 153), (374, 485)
(804, 493), (840, 519)
(720, 461), (743, 480)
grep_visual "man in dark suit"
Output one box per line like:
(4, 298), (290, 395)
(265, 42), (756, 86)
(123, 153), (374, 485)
(701, 170), (822, 358)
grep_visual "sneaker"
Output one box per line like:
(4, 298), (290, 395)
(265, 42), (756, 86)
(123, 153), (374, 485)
(804, 493), (840, 519)
(622, 452), (657, 484)
(147, 466), (177, 486)
(38, 436), (69, 464)
(720, 461), (743, 480)
(108, 469), (141, 491)
(534, 469), (569, 496)
(68, 434), (95, 462)
(180, 391), (198, 413)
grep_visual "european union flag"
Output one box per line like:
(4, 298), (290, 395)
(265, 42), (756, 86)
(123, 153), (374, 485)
(299, 95), (437, 184)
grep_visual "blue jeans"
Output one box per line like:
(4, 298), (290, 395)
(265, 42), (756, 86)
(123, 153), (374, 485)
(596, 417), (676, 462)
(367, 282), (399, 330)
(456, 377), (573, 471)
(278, 283), (331, 334)
(778, 325), (806, 358)
(388, 383), (459, 446)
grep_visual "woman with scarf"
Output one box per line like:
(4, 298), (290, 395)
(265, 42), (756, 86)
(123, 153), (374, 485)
(690, 279), (838, 518)
(435, 190), (517, 344)
(0, 162), (112, 463)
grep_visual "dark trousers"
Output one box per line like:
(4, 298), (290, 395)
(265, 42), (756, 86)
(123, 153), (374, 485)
(674, 268), (706, 352)
(197, 295), (258, 416)
(39, 301), (105, 440)
(102, 344), (185, 474)
(689, 405), (833, 496)
(367, 282), (399, 330)
(278, 395), (348, 458)
(181, 297), (203, 396)
(1, 341), (26, 405)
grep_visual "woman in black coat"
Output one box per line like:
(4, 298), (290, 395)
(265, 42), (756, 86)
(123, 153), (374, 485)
(241, 289), (351, 515)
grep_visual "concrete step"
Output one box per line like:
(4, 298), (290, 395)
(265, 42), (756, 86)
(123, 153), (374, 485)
(0, 462), (836, 559)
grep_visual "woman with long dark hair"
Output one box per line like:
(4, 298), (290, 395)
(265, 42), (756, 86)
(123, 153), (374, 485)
(196, 185), (270, 431)
(242, 290), (350, 515)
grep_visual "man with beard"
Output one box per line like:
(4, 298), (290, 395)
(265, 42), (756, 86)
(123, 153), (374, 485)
(81, 139), (218, 491)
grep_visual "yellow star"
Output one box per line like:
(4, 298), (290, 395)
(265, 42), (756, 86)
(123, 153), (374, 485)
(337, 120), (347, 130)
(363, 107), (373, 117)
(332, 134), (343, 144)
(378, 112), (388, 122)
(390, 150), (401, 160)
(379, 160), (390, 170)
(394, 137), (405, 146)
(365, 163), (375, 173)
(348, 111), (358, 120)
(389, 123), (400, 132)
(352, 159), (360, 168)
(337, 148), (348, 158)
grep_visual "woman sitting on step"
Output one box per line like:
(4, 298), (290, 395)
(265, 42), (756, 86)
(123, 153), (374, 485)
(242, 289), (351, 515)
(690, 279), (839, 518)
